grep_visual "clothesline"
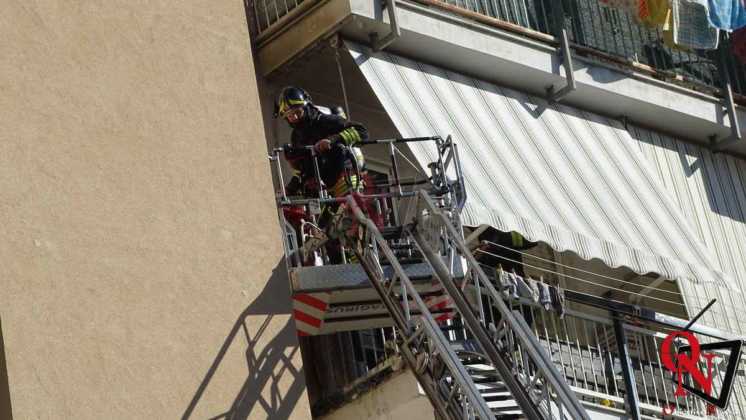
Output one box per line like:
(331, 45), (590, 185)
(496, 267), (568, 318)
(474, 248), (688, 308)
(481, 240), (681, 297)
(478, 261), (692, 336)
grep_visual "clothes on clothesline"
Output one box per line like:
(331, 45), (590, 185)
(498, 269), (566, 318)
(599, 0), (722, 50)
(641, 0), (672, 27)
(673, 0), (720, 50)
(538, 280), (553, 311)
(509, 270), (540, 303)
(707, 0), (746, 31)
(549, 285), (567, 319)
(503, 270), (519, 300)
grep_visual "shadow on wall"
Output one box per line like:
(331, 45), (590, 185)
(0, 318), (12, 420)
(179, 5), (307, 419)
(181, 259), (306, 420)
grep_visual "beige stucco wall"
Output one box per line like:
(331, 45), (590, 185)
(0, 1), (310, 419)
(318, 369), (434, 420)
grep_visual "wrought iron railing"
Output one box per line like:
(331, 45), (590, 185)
(431, 0), (746, 98)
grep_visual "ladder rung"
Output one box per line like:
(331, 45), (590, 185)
(380, 226), (404, 239)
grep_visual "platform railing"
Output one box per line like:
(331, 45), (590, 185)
(269, 135), (463, 270)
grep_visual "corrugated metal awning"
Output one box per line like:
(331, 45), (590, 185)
(347, 42), (734, 289)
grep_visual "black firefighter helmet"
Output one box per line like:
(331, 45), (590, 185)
(274, 86), (312, 119)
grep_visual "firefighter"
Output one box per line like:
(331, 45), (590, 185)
(275, 86), (369, 263)
(275, 86), (368, 198)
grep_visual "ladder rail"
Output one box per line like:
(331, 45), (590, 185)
(412, 227), (546, 420)
(347, 195), (495, 420)
(356, 255), (461, 420)
(413, 191), (591, 420)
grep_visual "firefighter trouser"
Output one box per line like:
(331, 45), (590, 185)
(320, 173), (363, 264)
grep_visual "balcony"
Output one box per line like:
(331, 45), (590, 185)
(420, 0), (745, 99)
(252, 0), (746, 154)
(254, 0), (746, 97)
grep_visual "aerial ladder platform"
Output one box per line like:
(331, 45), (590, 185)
(270, 135), (590, 419)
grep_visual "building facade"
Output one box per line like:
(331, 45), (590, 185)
(1, 1), (310, 419)
(2, 0), (746, 419)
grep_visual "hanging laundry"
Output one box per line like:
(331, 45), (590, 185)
(663, 6), (693, 50)
(641, 0), (672, 26)
(549, 285), (567, 319)
(524, 275), (541, 304)
(538, 279), (552, 311)
(732, 27), (746, 64)
(511, 271), (540, 303)
(672, 0), (720, 49)
(498, 269), (515, 299)
(707, 0), (746, 31)
(506, 271), (521, 300)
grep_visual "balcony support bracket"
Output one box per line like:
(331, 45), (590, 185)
(711, 48), (742, 152)
(370, 0), (400, 52)
(547, 3), (576, 103)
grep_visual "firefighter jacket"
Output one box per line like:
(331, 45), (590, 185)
(286, 106), (368, 191)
